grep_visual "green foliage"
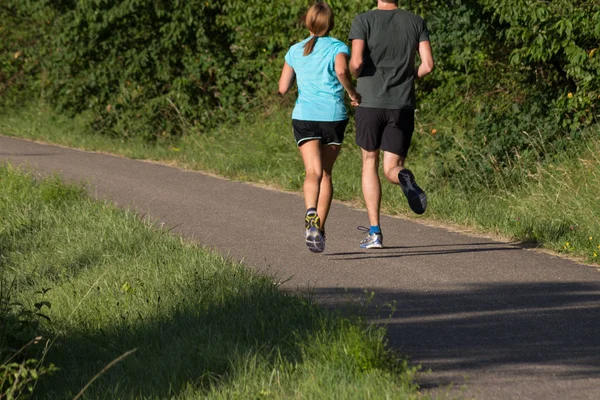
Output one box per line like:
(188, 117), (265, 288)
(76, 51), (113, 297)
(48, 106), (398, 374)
(479, 0), (600, 125)
(2, 1), (372, 139)
(214, 1), (306, 106)
(0, 359), (56, 400)
(0, 1), (57, 108)
(41, 0), (376, 139)
(0, 275), (55, 400)
(415, 0), (600, 191)
(416, 0), (495, 118)
(46, 0), (232, 139)
(3, 0), (599, 192)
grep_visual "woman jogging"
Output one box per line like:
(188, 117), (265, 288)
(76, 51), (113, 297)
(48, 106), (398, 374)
(278, 2), (360, 253)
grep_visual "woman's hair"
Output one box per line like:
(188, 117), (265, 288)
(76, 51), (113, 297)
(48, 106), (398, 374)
(303, 2), (334, 56)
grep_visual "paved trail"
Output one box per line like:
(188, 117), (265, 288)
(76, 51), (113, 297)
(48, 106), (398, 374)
(1, 135), (599, 399)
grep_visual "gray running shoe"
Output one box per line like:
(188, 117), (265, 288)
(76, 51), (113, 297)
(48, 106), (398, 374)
(358, 226), (383, 249)
(398, 169), (427, 215)
(305, 212), (325, 253)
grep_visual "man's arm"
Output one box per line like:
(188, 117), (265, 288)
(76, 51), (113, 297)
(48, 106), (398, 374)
(349, 39), (365, 78)
(278, 61), (295, 95)
(417, 41), (434, 78)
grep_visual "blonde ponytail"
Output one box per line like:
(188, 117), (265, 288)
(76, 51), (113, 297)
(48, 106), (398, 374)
(303, 36), (318, 56)
(302, 2), (334, 56)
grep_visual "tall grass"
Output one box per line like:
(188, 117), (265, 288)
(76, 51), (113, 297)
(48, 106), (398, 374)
(413, 126), (600, 261)
(1, 102), (599, 262)
(504, 139), (600, 258)
(0, 165), (420, 399)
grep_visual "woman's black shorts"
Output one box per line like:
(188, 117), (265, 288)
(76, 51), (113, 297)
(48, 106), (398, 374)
(292, 119), (348, 146)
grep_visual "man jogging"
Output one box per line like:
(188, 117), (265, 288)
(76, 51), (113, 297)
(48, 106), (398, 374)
(349, 0), (434, 249)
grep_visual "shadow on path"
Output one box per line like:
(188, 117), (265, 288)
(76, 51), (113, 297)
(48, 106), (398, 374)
(326, 244), (521, 260)
(307, 281), (600, 388)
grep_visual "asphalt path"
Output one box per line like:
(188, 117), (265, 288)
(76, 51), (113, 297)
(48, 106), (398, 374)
(1, 135), (599, 399)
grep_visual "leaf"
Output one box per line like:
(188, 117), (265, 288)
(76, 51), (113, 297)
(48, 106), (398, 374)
(121, 282), (132, 293)
(34, 301), (51, 310)
(35, 313), (52, 322)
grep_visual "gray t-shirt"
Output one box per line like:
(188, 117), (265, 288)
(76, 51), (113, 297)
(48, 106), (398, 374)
(349, 9), (429, 109)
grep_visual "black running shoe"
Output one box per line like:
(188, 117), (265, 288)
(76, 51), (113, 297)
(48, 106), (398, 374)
(305, 212), (325, 253)
(398, 169), (427, 214)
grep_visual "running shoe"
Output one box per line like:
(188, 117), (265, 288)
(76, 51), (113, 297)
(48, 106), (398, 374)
(398, 169), (427, 215)
(305, 212), (325, 253)
(358, 226), (383, 249)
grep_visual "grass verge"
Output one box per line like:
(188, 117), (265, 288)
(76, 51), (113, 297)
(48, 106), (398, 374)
(0, 102), (599, 263)
(0, 164), (421, 399)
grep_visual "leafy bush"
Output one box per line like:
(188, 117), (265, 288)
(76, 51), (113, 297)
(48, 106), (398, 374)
(0, 279), (55, 400)
(0, 1), (58, 108)
(2, 0), (599, 190)
(479, 0), (600, 126)
(415, 0), (600, 190)
(47, 0), (233, 139)
(3, 1), (374, 138)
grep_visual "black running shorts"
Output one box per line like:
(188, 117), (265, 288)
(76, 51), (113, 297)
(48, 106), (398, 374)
(355, 107), (414, 157)
(292, 119), (348, 146)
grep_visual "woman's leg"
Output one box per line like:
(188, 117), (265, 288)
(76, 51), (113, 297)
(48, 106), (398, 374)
(299, 139), (327, 253)
(317, 144), (342, 231)
(298, 139), (323, 210)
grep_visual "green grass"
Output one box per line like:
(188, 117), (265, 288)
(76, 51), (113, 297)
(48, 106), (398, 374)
(0, 165), (421, 399)
(0, 102), (599, 263)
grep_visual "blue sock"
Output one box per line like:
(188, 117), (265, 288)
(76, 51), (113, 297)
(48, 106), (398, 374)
(369, 225), (381, 235)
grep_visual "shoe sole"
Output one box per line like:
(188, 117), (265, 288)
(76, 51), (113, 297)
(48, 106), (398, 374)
(400, 170), (427, 215)
(405, 190), (427, 215)
(306, 227), (325, 253)
(359, 242), (384, 249)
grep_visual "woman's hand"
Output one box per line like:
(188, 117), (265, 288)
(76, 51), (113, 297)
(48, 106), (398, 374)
(349, 90), (361, 107)
(335, 53), (362, 107)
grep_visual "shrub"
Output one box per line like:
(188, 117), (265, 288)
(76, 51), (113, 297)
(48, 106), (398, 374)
(1, 278), (55, 400)
(479, 0), (600, 127)
(416, 0), (599, 190)
(0, 1), (58, 108)
(2, 0), (599, 190)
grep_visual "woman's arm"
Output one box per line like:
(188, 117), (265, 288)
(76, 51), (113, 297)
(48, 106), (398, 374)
(335, 52), (361, 106)
(278, 62), (296, 95)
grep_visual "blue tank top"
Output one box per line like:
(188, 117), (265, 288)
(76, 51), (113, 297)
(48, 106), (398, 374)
(284, 36), (350, 121)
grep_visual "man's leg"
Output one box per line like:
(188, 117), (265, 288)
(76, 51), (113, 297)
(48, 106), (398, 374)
(356, 108), (384, 248)
(380, 109), (427, 215)
(361, 148), (381, 227)
(383, 150), (427, 215)
(383, 151), (405, 184)
(359, 148), (384, 248)
(316, 144), (341, 231)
